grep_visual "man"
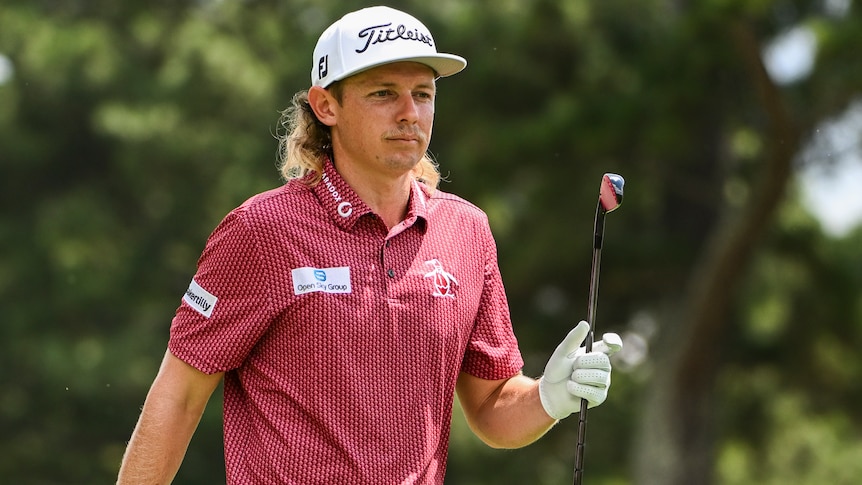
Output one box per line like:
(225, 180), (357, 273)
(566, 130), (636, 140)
(117, 6), (622, 484)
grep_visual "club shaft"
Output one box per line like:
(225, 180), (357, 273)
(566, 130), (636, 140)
(574, 204), (606, 485)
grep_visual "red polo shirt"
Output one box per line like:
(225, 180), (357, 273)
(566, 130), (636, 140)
(169, 160), (524, 484)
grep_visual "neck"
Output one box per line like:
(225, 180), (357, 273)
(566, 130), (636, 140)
(332, 159), (412, 229)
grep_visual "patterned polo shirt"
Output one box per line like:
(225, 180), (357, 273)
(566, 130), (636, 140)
(169, 160), (524, 484)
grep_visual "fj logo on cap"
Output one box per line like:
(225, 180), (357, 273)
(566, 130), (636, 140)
(318, 55), (328, 79)
(356, 22), (433, 54)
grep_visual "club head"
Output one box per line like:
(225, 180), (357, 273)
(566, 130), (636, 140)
(599, 173), (624, 213)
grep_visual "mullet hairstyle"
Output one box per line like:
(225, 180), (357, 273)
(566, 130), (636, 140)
(277, 85), (441, 189)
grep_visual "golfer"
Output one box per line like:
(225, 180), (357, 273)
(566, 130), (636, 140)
(117, 6), (622, 484)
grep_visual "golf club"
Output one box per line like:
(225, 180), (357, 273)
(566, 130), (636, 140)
(573, 173), (625, 485)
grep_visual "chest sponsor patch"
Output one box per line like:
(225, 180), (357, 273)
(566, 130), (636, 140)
(183, 278), (218, 318)
(292, 266), (352, 295)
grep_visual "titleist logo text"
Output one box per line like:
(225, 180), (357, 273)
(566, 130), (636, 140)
(356, 23), (433, 53)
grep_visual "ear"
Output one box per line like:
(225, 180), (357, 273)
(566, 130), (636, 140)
(307, 86), (338, 127)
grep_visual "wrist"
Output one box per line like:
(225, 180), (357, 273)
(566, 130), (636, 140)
(538, 376), (570, 420)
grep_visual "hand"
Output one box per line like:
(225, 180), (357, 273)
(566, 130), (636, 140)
(538, 321), (622, 420)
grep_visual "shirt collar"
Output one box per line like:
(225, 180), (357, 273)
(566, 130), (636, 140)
(311, 158), (431, 233)
(406, 179), (430, 231)
(311, 158), (372, 231)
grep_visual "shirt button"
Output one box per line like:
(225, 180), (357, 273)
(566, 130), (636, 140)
(387, 269), (395, 278)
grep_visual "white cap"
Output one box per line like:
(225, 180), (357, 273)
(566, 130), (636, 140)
(311, 6), (467, 88)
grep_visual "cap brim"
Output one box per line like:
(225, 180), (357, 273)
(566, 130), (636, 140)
(325, 53), (467, 87)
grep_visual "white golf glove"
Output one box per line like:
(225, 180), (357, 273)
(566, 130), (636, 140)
(538, 320), (623, 420)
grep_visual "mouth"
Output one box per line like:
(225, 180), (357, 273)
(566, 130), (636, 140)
(386, 129), (423, 143)
(387, 135), (419, 142)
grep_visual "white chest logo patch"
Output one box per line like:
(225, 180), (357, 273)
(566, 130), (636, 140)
(292, 266), (352, 295)
(424, 259), (458, 298)
(184, 279), (218, 318)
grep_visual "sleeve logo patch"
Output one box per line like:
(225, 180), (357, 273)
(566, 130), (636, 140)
(183, 279), (218, 318)
(292, 266), (351, 295)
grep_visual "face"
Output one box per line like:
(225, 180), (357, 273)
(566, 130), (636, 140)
(325, 62), (437, 178)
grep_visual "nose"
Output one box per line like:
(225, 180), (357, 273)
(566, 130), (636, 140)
(396, 95), (420, 124)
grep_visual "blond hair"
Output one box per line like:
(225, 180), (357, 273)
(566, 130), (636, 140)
(277, 88), (441, 189)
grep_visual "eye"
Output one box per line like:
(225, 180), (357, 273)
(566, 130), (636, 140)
(414, 91), (434, 101)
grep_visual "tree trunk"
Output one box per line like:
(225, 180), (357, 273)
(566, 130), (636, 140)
(634, 19), (800, 485)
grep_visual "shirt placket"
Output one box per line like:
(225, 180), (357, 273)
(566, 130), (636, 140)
(380, 219), (420, 301)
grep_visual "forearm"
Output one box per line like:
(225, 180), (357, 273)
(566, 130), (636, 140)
(117, 351), (221, 484)
(457, 373), (557, 449)
(117, 391), (204, 484)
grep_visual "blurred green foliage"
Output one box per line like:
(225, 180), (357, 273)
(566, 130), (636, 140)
(1, 0), (860, 484)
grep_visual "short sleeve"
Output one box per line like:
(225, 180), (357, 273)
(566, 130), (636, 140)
(460, 219), (524, 380)
(169, 208), (274, 374)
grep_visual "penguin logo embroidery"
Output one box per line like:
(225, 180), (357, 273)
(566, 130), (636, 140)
(424, 259), (458, 298)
